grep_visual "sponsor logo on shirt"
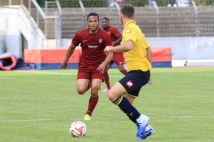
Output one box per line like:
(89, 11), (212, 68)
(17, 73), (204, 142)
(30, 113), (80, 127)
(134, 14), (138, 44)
(88, 45), (98, 48)
(83, 40), (87, 42)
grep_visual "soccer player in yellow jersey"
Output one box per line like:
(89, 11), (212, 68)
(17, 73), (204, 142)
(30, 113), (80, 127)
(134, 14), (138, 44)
(104, 4), (154, 140)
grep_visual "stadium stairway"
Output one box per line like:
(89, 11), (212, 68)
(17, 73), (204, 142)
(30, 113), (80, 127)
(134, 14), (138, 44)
(28, 6), (214, 39)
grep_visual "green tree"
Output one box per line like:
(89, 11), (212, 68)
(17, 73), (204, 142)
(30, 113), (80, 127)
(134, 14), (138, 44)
(186, 0), (214, 6)
(36, 0), (45, 7)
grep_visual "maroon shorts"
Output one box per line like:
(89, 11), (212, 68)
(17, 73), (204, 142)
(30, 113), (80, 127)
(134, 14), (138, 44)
(111, 52), (125, 66)
(77, 67), (105, 81)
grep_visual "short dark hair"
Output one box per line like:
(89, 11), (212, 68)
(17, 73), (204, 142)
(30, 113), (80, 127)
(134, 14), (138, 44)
(87, 12), (99, 21)
(102, 17), (109, 21)
(120, 4), (134, 19)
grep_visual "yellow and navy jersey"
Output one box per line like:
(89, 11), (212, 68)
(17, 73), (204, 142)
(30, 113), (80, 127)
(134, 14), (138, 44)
(122, 20), (151, 72)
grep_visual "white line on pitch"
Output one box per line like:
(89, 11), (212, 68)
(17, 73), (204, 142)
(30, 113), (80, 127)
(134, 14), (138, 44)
(74, 115), (214, 120)
(32, 71), (76, 75)
(19, 71), (123, 78)
(0, 119), (52, 123)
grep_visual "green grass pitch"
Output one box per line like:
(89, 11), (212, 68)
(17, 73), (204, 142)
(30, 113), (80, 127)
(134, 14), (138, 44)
(0, 68), (214, 142)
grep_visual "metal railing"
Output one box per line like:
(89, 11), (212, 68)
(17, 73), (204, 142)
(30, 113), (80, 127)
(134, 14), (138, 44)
(1, 0), (214, 38)
(51, 0), (108, 8)
(0, 0), (62, 46)
(27, 0), (61, 40)
(44, 0), (62, 42)
(57, 0), (214, 38)
(42, 0), (214, 7)
(1, 0), (214, 7)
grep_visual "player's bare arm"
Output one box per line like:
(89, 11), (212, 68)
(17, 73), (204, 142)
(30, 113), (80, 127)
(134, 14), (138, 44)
(146, 47), (153, 63)
(104, 40), (134, 53)
(61, 43), (76, 69)
(146, 47), (153, 85)
(97, 52), (113, 74)
(112, 35), (122, 46)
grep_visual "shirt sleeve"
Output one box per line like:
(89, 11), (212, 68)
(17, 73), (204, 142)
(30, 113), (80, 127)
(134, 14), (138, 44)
(123, 28), (137, 44)
(72, 31), (80, 46)
(144, 37), (150, 49)
(112, 27), (121, 38)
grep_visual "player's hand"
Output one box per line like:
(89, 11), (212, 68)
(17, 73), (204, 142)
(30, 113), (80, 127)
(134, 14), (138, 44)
(97, 62), (106, 74)
(147, 77), (153, 85)
(61, 61), (68, 69)
(104, 46), (113, 53)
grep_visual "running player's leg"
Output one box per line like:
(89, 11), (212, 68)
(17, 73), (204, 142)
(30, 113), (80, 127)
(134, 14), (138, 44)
(76, 71), (91, 94)
(84, 70), (105, 120)
(76, 70), (95, 120)
(107, 70), (152, 138)
(108, 81), (145, 126)
(118, 64), (127, 75)
(102, 62), (112, 92)
(113, 52), (127, 75)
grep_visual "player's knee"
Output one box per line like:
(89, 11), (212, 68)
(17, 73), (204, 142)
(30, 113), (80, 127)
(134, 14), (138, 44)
(107, 91), (116, 102)
(77, 89), (86, 95)
(91, 87), (99, 95)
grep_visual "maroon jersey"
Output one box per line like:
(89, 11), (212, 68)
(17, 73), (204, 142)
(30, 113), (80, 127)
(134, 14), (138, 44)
(105, 26), (121, 46)
(72, 28), (112, 69)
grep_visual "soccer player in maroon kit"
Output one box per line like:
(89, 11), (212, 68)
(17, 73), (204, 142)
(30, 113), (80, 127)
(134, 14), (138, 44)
(61, 13), (113, 120)
(101, 17), (127, 92)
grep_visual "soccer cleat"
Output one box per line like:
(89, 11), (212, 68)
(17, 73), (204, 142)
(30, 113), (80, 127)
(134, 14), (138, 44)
(99, 85), (102, 91)
(101, 87), (110, 92)
(137, 125), (154, 140)
(84, 114), (91, 120)
(136, 115), (149, 137)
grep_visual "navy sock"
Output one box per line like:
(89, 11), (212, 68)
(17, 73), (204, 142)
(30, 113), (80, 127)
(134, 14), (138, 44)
(114, 96), (140, 123)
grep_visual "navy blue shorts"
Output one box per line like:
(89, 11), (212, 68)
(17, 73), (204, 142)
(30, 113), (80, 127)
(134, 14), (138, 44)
(119, 70), (150, 97)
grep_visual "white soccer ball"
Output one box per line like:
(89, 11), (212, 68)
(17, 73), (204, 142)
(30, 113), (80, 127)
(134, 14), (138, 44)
(69, 121), (87, 137)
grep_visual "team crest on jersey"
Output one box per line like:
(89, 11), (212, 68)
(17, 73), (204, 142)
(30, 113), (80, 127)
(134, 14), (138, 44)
(99, 39), (103, 43)
(126, 80), (134, 88)
(107, 32), (110, 35)
(126, 29), (131, 33)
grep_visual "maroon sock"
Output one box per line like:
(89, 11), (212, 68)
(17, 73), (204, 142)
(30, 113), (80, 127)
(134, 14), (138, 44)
(104, 72), (111, 89)
(85, 95), (99, 116)
(121, 69), (127, 75)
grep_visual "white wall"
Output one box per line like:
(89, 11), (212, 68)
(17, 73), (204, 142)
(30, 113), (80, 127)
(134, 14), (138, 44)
(0, 6), (47, 58)
(18, 5), (45, 49)
(0, 7), (22, 57)
(61, 37), (214, 60)
(147, 37), (214, 60)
